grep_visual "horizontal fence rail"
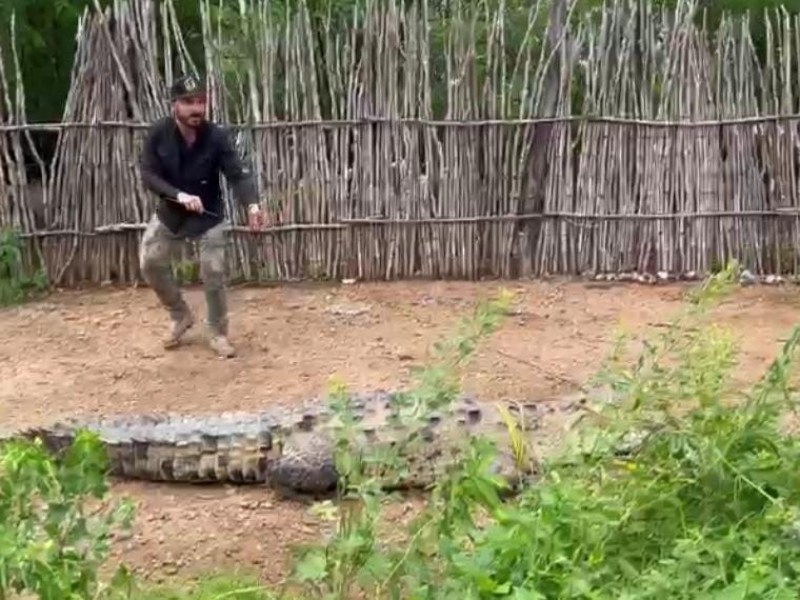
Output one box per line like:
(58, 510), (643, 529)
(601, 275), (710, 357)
(14, 209), (800, 240)
(3, 113), (800, 132)
(4, 0), (800, 286)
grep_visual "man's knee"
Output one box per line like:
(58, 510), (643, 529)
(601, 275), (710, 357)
(139, 239), (172, 278)
(139, 216), (174, 277)
(199, 227), (228, 288)
(200, 249), (226, 289)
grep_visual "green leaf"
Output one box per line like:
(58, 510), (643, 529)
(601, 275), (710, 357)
(294, 550), (328, 582)
(707, 582), (749, 600)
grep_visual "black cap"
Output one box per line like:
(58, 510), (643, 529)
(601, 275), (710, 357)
(169, 74), (206, 101)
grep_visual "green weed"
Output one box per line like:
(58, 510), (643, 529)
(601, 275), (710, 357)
(170, 259), (200, 285)
(0, 227), (48, 306)
(0, 430), (134, 600)
(285, 288), (517, 599)
(128, 573), (275, 600)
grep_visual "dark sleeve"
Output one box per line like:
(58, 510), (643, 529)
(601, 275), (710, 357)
(140, 123), (182, 199)
(217, 128), (259, 206)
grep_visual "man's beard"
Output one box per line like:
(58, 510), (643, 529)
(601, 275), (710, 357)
(176, 112), (205, 128)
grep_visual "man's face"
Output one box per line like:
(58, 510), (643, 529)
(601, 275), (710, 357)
(173, 94), (207, 128)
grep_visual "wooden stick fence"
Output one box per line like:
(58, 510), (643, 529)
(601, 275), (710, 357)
(3, 0), (800, 287)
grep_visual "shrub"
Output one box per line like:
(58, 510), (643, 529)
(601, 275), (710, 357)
(0, 430), (133, 600)
(0, 227), (48, 307)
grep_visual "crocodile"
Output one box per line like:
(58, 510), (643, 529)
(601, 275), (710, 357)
(2, 388), (606, 498)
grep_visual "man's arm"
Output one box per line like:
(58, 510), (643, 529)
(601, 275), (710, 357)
(217, 128), (259, 210)
(139, 124), (182, 199)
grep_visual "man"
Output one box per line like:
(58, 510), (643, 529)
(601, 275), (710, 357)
(138, 74), (264, 358)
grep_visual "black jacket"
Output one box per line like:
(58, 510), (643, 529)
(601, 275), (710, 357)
(139, 117), (258, 237)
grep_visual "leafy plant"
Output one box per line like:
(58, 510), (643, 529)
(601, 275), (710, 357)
(170, 258), (200, 285)
(130, 572), (277, 600)
(0, 227), (48, 306)
(0, 430), (134, 600)
(288, 289), (517, 598)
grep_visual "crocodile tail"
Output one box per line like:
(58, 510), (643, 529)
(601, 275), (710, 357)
(97, 431), (278, 483)
(2, 427), (276, 484)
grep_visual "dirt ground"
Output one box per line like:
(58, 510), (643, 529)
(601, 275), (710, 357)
(1, 278), (799, 589)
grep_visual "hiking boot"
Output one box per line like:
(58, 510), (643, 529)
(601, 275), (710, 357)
(209, 334), (236, 358)
(162, 310), (195, 349)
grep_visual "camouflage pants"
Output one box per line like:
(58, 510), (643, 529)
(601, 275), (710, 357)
(138, 213), (229, 335)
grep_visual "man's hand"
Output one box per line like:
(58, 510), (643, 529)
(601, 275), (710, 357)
(177, 192), (204, 213)
(248, 203), (265, 231)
